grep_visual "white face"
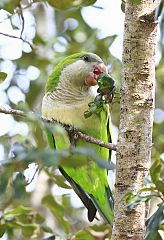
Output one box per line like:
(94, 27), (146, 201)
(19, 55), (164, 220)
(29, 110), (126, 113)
(60, 59), (97, 88)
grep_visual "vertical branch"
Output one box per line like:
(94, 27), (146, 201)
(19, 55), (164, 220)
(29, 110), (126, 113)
(112, 1), (158, 240)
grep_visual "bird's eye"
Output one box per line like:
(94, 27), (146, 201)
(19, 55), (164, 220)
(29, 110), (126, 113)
(83, 55), (91, 62)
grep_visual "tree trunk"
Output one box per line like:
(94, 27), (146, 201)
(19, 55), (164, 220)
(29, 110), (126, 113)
(112, 1), (159, 240)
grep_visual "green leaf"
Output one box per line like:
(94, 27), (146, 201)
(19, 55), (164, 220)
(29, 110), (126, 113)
(155, 0), (164, 18)
(84, 72), (116, 118)
(15, 221), (38, 237)
(47, 0), (97, 10)
(13, 147), (59, 167)
(159, 222), (164, 231)
(0, 166), (14, 198)
(4, 205), (32, 219)
(45, 170), (72, 189)
(150, 160), (161, 184)
(88, 224), (112, 238)
(97, 73), (116, 92)
(156, 232), (163, 240)
(12, 172), (26, 199)
(125, 191), (158, 210)
(0, 72), (7, 83)
(121, 1), (125, 13)
(59, 148), (87, 168)
(53, 175), (72, 189)
(0, 224), (6, 238)
(0, 0), (16, 13)
(41, 226), (53, 233)
(130, 0), (141, 4)
(145, 203), (164, 240)
(34, 123), (47, 149)
(60, 147), (111, 169)
(42, 195), (70, 234)
(156, 179), (164, 194)
(75, 229), (94, 240)
(35, 213), (45, 224)
(84, 100), (105, 118)
(2, 205), (46, 237)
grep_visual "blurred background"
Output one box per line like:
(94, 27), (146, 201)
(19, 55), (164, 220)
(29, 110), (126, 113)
(0, 0), (164, 239)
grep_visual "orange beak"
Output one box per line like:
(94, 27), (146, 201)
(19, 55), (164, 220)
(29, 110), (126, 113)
(85, 63), (108, 86)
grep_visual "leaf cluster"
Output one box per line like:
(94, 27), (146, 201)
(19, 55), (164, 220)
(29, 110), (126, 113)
(125, 159), (164, 240)
(84, 73), (116, 118)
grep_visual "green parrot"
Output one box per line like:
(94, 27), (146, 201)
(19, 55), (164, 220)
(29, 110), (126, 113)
(42, 52), (114, 224)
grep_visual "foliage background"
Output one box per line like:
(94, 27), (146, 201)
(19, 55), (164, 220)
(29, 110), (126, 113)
(0, 0), (163, 239)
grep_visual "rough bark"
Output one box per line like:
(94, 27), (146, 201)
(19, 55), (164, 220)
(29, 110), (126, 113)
(112, 1), (158, 240)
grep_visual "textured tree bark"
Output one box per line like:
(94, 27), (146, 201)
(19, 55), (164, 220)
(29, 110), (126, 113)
(112, 1), (159, 240)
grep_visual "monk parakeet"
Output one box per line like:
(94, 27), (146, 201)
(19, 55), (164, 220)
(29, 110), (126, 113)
(42, 52), (114, 224)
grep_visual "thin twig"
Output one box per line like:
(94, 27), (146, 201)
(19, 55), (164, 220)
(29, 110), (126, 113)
(0, 106), (117, 151)
(18, 2), (25, 38)
(0, 32), (34, 50)
(0, 106), (26, 116)
(26, 165), (40, 185)
(0, 2), (34, 24)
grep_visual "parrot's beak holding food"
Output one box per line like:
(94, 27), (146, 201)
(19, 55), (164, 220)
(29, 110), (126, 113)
(94, 63), (108, 76)
(85, 63), (108, 86)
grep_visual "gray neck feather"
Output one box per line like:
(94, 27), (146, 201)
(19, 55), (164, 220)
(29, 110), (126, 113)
(45, 75), (96, 106)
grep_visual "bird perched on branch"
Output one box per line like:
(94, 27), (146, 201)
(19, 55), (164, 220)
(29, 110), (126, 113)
(42, 52), (114, 223)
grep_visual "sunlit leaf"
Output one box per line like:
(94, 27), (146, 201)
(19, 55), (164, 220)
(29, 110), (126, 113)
(15, 221), (38, 237)
(159, 222), (164, 231)
(90, 223), (112, 233)
(4, 206), (32, 219)
(1, 205), (47, 238)
(88, 224), (112, 238)
(75, 229), (94, 240)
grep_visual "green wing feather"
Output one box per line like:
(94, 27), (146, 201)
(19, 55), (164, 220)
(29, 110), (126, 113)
(45, 127), (97, 221)
(45, 106), (114, 224)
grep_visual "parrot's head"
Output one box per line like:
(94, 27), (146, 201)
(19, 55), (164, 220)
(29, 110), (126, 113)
(46, 52), (107, 93)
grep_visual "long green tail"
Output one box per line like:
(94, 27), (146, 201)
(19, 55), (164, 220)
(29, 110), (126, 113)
(90, 186), (114, 224)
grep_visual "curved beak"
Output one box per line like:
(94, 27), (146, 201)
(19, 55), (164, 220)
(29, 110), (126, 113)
(85, 62), (108, 86)
(95, 63), (108, 74)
